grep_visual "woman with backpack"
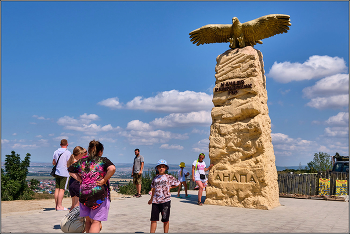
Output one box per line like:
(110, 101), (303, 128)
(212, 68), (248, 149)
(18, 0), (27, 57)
(68, 140), (116, 233)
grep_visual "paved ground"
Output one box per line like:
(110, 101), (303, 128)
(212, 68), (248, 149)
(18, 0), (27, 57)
(1, 190), (349, 233)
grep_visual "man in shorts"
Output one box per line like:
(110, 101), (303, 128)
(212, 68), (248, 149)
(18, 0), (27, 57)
(131, 148), (144, 198)
(52, 139), (71, 211)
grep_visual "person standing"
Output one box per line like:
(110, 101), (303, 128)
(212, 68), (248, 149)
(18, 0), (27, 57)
(68, 140), (116, 233)
(177, 162), (190, 198)
(132, 148), (144, 198)
(66, 146), (85, 211)
(192, 153), (213, 206)
(52, 139), (71, 211)
(148, 159), (180, 233)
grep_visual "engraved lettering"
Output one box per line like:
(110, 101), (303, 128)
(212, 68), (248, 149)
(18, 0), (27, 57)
(215, 174), (222, 181)
(231, 174), (239, 182)
(240, 174), (247, 183)
(223, 173), (230, 182)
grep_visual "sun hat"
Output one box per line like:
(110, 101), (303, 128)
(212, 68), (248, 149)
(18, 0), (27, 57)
(156, 159), (169, 170)
(179, 162), (186, 167)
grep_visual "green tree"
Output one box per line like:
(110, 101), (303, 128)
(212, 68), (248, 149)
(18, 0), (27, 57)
(1, 151), (34, 201)
(29, 178), (40, 190)
(306, 152), (332, 173)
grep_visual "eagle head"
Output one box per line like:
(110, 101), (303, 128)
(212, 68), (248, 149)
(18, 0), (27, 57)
(232, 17), (239, 25)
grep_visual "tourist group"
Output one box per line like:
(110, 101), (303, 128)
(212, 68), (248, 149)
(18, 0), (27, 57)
(52, 139), (213, 233)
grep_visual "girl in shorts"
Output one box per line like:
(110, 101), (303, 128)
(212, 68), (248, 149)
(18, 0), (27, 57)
(148, 159), (180, 233)
(68, 140), (116, 233)
(192, 153), (213, 206)
(66, 146), (85, 211)
(177, 162), (190, 198)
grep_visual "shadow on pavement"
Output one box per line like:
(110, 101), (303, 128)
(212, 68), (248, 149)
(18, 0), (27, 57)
(43, 208), (56, 211)
(171, 194), (206, 205)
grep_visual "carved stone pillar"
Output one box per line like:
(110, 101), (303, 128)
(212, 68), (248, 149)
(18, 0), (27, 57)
(205, 46), (280, 210)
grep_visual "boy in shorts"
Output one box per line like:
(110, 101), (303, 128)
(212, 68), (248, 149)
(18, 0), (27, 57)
(148, 159), (180, 233)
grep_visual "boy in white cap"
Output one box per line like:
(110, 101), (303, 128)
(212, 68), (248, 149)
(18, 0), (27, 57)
(148, 159), (180, 233)
(177, 162), (190, 198)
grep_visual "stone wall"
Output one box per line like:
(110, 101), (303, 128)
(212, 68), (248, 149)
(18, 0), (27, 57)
(205, 46), (280, 210)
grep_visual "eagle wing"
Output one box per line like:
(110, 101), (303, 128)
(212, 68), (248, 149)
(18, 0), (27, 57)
(242, 14), (291, 44)
(189, 24), (233, 46)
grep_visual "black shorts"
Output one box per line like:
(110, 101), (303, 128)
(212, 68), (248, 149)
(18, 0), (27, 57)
(150, 201), (171, 222)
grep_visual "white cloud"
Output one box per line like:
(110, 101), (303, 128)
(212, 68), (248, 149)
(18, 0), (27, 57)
(302, 74), (349, 110)
(306, 94), (348, 110)
(325, 112), (349, 126)
(303, 74), (349, 99)
(127, 120), (152, 131)
(268, 55), (347, 83)
(271, 133), (316, 152)
(36, 135), (43, 138)
(318, 145), (330, 152)
(192, 128), (210, 135)
(57, 113), (99, 126)
(57, 116), (81, 126)
(125, 90), (213, 113)
(160, 144), (184, 150)
(80, 113), (99, 121)
(66, 124), (117, 134)
(280, 89), (290, 95)
(33, 115), (50, 120)
(120, 129), (188, 146)
(192, 138), (209, 153)
(12, 133), (17, 136)
(151, 111), (211, 128)
(2, 139), (10, 144)
(57, 114), (117, 135)
(12, 143), (39, 149)
(53, 136), (69, 142)
(97, 97), (123, 109)
(324, 127), (348, 138)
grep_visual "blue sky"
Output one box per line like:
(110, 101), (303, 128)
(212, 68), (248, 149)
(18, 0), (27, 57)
(1, 1), (349, 169)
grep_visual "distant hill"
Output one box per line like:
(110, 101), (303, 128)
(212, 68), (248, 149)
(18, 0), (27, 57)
(2, 161), (305, 172)
(276, 165), (307, 171)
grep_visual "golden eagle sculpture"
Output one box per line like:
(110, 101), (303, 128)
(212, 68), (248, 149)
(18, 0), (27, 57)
(189, 14), (291, 49)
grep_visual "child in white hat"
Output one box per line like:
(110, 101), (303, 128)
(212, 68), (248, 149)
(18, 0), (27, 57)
(148, 159), (180, 233)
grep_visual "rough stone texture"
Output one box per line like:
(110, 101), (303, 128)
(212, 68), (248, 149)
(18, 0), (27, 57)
(205, 46), (280, 210)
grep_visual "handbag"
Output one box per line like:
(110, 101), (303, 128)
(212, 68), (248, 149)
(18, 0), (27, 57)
(195, 160), (206, 180)
(50, 150), (66, 177)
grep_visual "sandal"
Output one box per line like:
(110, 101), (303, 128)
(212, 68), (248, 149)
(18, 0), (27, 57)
(136, 194), (142, 198)
(197, 201), (203, 206)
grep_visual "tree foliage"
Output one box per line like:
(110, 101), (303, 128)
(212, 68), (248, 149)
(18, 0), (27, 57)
(1, 151), (35, 201)
(306, 152), (332, 173)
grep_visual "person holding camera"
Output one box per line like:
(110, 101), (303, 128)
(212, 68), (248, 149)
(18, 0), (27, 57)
(192, 153), (213, 206)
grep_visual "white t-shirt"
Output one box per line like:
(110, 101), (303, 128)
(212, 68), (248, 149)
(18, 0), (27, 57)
(53, 148), (71, 177)
(177, 168), (189, 182)
(192, 160), (207, 182)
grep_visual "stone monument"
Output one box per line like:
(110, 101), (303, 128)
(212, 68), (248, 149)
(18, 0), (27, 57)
(189, 14), (291, 210)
